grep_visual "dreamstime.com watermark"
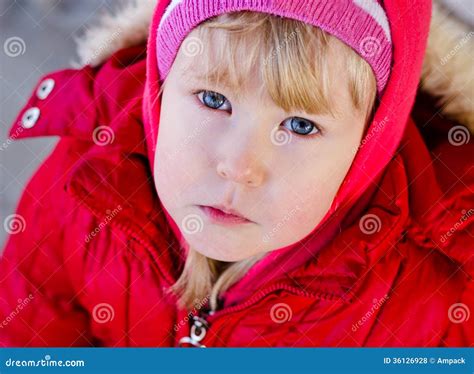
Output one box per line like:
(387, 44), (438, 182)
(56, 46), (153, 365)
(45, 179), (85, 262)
(3, 213), (26, 234)
(440, 209), (473, 243)
(92, 302), (115, 324)
(440, 31), (474, 66)
(80, 27), (123, 66)
(270, 303), (293, 324)
(448, 303), (470, 324)
(359, 213), (382, 235)
(181, 214), (205, 235)
(174, 296), (209, 332)
(262, 28), (301, 67)
(84, 205), (123, 243)
(3, 36), (26, 57)
(0, 294), (34, 329)
(0, 125), (25, 151)
(352, 294), (390, 332)
(353, 116), (390, 155)
(4, 355), (85, 368)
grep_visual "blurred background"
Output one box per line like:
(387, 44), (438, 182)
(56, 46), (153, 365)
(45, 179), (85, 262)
(0, 0), (118, 248)
(0, 0), (473, 249)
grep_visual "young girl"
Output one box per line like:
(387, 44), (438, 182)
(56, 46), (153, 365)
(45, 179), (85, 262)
(1, 0), (472, 347)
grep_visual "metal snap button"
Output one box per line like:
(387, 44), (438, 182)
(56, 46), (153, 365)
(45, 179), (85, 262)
(21, 107), (40, 129)
(36, 78), (55, 100)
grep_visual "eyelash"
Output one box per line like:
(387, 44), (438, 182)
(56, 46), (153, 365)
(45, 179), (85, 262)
(193, 90), (323, 138)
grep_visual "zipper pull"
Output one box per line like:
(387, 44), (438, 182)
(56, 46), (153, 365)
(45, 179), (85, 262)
(178, 315), (209, 348)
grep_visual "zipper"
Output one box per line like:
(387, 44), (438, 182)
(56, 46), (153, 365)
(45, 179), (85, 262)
(204, 282), (343, 324)
(177, 282), (344, 347)
(178, 315), (210, 348)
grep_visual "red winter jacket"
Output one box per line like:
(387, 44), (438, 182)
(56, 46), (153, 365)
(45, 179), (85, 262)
(1, 0), (473, 347)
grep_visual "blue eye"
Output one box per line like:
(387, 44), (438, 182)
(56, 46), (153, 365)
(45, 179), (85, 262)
(197, 91), (232, 111)
(282, 117), (320, 136)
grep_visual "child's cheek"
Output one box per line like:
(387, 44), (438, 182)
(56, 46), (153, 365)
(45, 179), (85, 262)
(264, 168), (337, 246)
(271, 194), (327, 245)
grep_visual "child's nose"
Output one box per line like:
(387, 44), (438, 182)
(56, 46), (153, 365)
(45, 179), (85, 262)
(216, 160), (265, 188)
(216, 137), (267, 188)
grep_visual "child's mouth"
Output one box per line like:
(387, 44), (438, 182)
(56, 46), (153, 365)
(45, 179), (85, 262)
(198, 205), (252, 225)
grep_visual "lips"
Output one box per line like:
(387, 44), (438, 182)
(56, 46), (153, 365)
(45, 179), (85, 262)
(199, 205), (252, 225)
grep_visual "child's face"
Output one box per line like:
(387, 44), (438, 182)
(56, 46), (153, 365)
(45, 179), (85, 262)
(154, 31), (368, 262)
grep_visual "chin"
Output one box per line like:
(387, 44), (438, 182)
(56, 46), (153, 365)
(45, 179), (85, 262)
(187, 236), (258, 262)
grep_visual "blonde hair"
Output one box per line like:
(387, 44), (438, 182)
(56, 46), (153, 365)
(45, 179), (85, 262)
(166, 12), (378, 311)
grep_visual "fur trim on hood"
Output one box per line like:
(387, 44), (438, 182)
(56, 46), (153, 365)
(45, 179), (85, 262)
(74, 0), (473, 131)
(421, 2), (473, 130)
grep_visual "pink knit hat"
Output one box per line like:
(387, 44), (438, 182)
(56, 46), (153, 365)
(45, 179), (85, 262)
(156, 0), (392, 94)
